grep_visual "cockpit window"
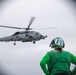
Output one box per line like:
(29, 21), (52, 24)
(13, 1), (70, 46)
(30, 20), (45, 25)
(12, 32), (19, 36)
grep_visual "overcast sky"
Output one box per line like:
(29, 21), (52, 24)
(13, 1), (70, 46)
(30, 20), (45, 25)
(0, 0), (76, 75)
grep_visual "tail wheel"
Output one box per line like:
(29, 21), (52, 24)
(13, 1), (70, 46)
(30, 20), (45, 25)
(14, 42), (16, 45)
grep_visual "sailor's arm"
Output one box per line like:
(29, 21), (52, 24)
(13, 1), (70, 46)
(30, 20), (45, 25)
(40, 52), (50, 75)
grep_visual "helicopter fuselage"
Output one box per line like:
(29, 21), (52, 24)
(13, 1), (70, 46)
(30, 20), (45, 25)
(0, 31), (47, 44)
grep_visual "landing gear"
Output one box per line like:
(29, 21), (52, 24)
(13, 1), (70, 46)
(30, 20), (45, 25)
(14, 42), (16, 45)
(33, 41), (35, 44)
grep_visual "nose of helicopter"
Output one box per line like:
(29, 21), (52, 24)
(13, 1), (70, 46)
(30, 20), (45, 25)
(42, 35), (47, 39)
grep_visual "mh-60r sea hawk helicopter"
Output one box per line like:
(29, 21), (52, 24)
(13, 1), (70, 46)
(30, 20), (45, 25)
(0, 17), (57, 45)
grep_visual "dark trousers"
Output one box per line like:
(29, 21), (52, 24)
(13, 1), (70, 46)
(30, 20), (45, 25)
(54, 73), (69, 75)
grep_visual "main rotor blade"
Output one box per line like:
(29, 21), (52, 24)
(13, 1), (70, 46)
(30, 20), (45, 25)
(32, 27), (58, 30)
(27, 17), (35, 29)
(41, 27), (58, 29)
(0, 25), (26, 29)
(0, 25), (57, 30)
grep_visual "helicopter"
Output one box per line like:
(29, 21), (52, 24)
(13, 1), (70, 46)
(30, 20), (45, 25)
(0, 17), (57, 45)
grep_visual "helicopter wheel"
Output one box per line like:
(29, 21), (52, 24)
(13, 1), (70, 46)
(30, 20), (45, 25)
(14, 42), (16, 45)
(33, 41), (35, 44)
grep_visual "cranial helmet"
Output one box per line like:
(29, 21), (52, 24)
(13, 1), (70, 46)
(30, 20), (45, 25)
(49, 37), (65, 48)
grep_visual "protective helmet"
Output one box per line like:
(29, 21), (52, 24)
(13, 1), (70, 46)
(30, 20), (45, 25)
(49, 37), (65, 48)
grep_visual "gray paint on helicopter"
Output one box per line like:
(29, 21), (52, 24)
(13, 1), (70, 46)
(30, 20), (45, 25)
(0, 31), (47, 42)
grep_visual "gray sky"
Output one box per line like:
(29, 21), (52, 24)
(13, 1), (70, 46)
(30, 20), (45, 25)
(0, 0), (76, 75)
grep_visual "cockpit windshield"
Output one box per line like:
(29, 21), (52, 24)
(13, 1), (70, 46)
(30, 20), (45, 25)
(12, 32), (19, 36)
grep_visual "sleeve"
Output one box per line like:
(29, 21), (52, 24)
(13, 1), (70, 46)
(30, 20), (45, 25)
(40, 52), (51, 75)
(71, 54), (76, 65)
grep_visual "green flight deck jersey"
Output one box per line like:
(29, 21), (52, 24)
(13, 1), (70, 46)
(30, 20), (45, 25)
(40, 50), (76, 75)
